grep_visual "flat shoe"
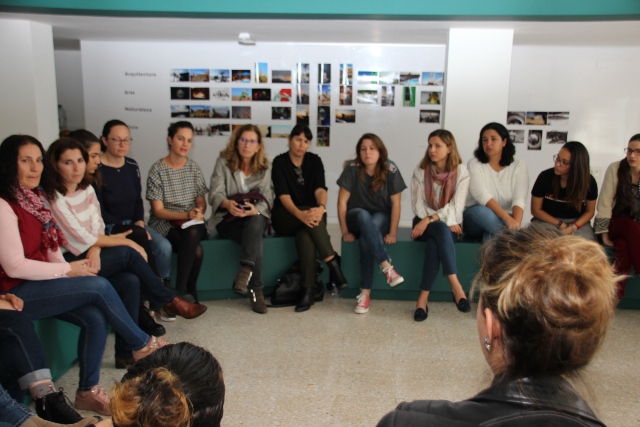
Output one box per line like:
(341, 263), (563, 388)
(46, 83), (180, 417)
(414, 307), (428, 322)
(453, 295), (471, 313)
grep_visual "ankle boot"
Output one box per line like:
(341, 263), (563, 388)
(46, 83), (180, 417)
(163, 296), (207, 319)
(138, 305), (166, 336)
(249, 289), (268, 314)
(35, 388), (84, 424)
(295, 288), (314, 312)
(327, 255), (348, 290)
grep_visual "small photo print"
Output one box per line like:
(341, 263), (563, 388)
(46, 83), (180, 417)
(211, 106), (230, 119)
(232, 106), (251, 119)
(547, 112), (570, 125)
(317, 126), (330, 147)
(232, 88), (252, 101)
(272, 70), (292, 84)
(421, 72), (444, 86)
(403, 86), (416, 107)
(297, 85), (310, 105)
(357, 89), (378, 104)
(340, 86), (353, 106)
(340, 63), (353, 85)
(526, 112), (548, 125)
(194, 125), (205, 136)
(546, 131), (568, 144)
(273, 88), (292, 102)
(170, 87), (189, 100)
(419, 110), (440, 123)
(271, 125), (292, 139)
(272, 107), (292, 120)
(252, 88), (271, 101)
(296, 105), (310, 125)
(318, 85), (331, 105)
(210, 69), (230, 83)
(509, 129), (525, 144)
(319, 63), (331, 84)
(318, 106), (331, 126)
(190, 105), (211, 118)
(208, 123), (231, 136)
(190, 87), (209, 100)
(507, 111), (526, 125)
(400, 72), (420, 86)
(381, 85), (395, 107)
(379, 71), (399, 85)
(211, 87), (230, 101)
(420, 91), (441, 105)
(257, 125), (271, 138)
(231, 69), (251, 83)
(171, 105), (190, 118)
(171, 69), (190, 82)
(297, 63), (310, 84)
(255, 63), (268, 83)
(335, 109), (356, 123)
(357, 71), (378, 85)
(189, 69), (209, 82)
(528, 130), (543, 150)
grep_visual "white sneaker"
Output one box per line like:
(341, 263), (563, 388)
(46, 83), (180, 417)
(156, 308), (176, 322)
(354, 293), (370, 314)
(382, 265), (404, 287)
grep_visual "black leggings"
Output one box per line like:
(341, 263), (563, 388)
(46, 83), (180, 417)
(166, 224), (207, 301)
(111, 224), (159, 277)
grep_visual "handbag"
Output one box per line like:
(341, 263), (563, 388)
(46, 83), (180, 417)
(222, 190), (273, 234)
(269, 260), (325, 307)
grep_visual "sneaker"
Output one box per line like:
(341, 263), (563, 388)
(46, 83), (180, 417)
(382, 265), (404, 287)
(354, 293), (370, 314)
(155, 308), (176, 322)
(75, 385), (110, 416)
(36, 388), (84, 424)
(234, 265), (253, 295)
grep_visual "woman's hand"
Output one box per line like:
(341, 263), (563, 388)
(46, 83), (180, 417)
(86, 247), (102, 271)
(127, 241), (148, 262)
(67, 260), (99, 277)
(112, 230), (132, 239)
(342, 232), (356, 243)
(449, 224), (463, 235)
(188, 207), (204, 221)
(304, 207), (324, 228)
(0, 293), (24, 311)
(226, 200), (247, 218)
(504, 215), (520, 230)
(601, 232), (614, 247)
(411, 217), (430, 239)
(384, 234), (397, 244)
(559, 223), (574, 235)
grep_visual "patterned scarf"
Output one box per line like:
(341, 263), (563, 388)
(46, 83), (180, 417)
(13, 185), (67, 251)
(424, 165), (458, 211)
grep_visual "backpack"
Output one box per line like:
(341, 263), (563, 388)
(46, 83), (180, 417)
(269, 260), (324, 307)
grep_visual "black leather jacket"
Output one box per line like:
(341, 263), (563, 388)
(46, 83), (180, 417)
(377, 376), (605, 427)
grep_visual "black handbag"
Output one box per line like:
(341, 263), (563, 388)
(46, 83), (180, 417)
(269, 260), (324, 307)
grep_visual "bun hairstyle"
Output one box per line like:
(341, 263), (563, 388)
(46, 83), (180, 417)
(100, 119), (128, 152)
(472, 225), (618, 381)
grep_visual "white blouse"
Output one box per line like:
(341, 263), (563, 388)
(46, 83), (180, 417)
(411, 163), (470, 226)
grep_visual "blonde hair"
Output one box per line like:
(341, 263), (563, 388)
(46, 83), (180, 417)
(219, 124), (269, 174)
(419, 129), (462, 172)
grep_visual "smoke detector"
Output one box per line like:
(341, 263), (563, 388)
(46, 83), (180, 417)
(238, 33), (256, 45)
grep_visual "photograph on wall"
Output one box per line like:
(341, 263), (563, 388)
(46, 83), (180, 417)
(357, 71), (378, 85)
(296, 105), (310, 125)
(252, 88), (271, 101)
(210, 69), (230, 83)
(232, 106), (251, 119)
(211, 87), (230, 101)
(208, 124), (231, 136)
(507, 111), (526, 125)
(528, 130), (543, 150)
(170, 87), (189, 100)
(171, 105), (190, 118)
(335, 109), (356, 123)
(318, 106), (330, 126)
(297, 63), (310, 84)
(546, 131), (568, 144)
(231, 69), (251, 83)
(526, 112), (548, 125)
(272, 125), (292, 138)
(420, 91), (441, 105)
(232, 88), (252, 101)
(357, 89), (378, 104)
(318, 85), (331, 105)
(317, 127), (330, 147)
(189, 69), (210, 82)
(419, 110), (440, 123)
(379, 71), (399, 85)
(547, 112), (570, 125)
(211, 106), (230, 119)
(273, 88), (292, 102)
(272, 107), (292, 120)
(190, 105), (211, 118)
(297, 85), (310, 104)
(381, 85), (395, 107)
(257, 125), (271, 138)
(421, 72), (444, 86)
(272, 70), (292, 83)
(508, 129), (525, 144)
(399, 72), (420, 85)
(171, 69), (190, 82)
(340, 63), (353, 85)
(190, 87), (209, 100)
(318, 63), (331, 84)
(255, 63), (268, 83)
(403, 86), (416, 107)
(339, 86), (353, 105)
(194, 125), (205, 136)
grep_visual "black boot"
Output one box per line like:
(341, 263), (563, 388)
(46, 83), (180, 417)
(295, 288), (315, 312)
(327, 255), (348, 290)
(138, 305), (166, 337)
(35, 388), (84, 424)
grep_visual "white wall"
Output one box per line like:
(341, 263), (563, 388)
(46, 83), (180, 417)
(54, 50), (85, 130)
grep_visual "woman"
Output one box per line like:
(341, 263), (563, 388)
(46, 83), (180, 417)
(207, 124), (274, 314)
(337, 133), (406, 314)
(531, 141), (598, 239)
(271, 125), (348, 312)
(378, 225), (616, 426)
(464, 122), (529, 242)
(147, 121), (209, 304)
(595, 133), (640, 299)
(110, 342), (225, 427)
(410, 129), (470, 321)
(0, 135), (167, 416)
(98, 120), (172, 287)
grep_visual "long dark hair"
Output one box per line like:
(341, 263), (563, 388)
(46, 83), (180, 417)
(344, 133), (390, 194)
(46, 138), (92, 198)
(0, 134), (54, 202)
(553, 141), (591, 212)
(68, 129), (102, 187)
(613, 133), (640, 218)
(474, 122), (516, 167)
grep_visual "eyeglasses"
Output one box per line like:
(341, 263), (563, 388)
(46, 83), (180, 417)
(553, 155), (570, 167)
(239, 137), (259, 145)
(294, 167), (305, 186)
(108, 137), (132, 145)
(624, 148), (640, 156)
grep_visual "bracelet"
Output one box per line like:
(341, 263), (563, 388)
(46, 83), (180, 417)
(556, 219), (563, 229)
(573, 222), (581, 229)
(318, 203), (326, 208)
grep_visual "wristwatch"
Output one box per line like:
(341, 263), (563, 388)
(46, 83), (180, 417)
(428, 215), (434, 222)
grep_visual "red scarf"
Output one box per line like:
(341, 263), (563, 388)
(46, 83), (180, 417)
(424, 166), (458, 211)
(14, 185), (67, 251)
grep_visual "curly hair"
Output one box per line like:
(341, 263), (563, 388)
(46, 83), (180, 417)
(46, 138), (93, 198)
(344, 133), (390, 194)
(419, 129), (463, 172)
(0, 134), (55, 202)
(219, 124), (269, 174)
(474, 122), (516, 167)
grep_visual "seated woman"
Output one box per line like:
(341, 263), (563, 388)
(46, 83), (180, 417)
(271, 125), (347, 312)
(531, 141), (597, 239)
(110, 342), (225, 427)
(337, 133), (406, 314)
(595, 133), (640, 300)
(0, 135), (167, 416)
(378, 225), (617, 426)
(410, 129), (470, 321)
(464, 122), (529, 242)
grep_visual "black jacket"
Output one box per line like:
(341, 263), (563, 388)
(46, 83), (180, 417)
(377, 376), (605, 427)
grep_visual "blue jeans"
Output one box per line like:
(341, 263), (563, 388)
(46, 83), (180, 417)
(412, 217), (458, 291)
(463, 205), (506, 243)
(146, 226), (172, 279)
(346, 208), (390, 290)
(0, 382), (33, 427)
(6, 276), (149, 390)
